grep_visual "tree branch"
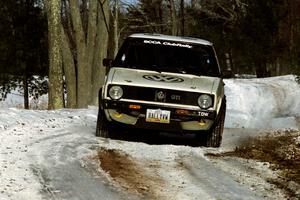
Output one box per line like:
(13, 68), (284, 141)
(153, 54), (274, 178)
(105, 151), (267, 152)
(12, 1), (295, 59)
(98, 0), (109, 33)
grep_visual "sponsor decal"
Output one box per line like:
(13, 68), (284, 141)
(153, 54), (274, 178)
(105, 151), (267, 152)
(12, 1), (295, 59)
(199, 111), (209, 117)
(144, 40), (192, 49)
(143, 74), (184, 83)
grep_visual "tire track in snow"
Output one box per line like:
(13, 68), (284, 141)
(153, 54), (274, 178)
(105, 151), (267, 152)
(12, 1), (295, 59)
(98, 138), (266, 200)
(177, 154), (263, 200)
(28, 127), (138, 200)
(0, 108), (138, 200)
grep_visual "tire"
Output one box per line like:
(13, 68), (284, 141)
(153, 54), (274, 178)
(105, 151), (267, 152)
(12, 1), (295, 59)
(95, 108), (111, 138)
(205, 100), (226, 147)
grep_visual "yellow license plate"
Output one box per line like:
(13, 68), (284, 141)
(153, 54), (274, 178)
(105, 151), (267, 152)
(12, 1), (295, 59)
(146, 109), (171, 123)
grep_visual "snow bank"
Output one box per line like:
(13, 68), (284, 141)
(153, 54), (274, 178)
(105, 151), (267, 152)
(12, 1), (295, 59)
(0, 91), (24, 108)
(0, 89), (48, 109)
(224, 75), (300, 129)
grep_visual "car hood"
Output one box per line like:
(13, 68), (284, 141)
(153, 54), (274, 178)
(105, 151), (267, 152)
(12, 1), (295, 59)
(108, 67), (219, 94)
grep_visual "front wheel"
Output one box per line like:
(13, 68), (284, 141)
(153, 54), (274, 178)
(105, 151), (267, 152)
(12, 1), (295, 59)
(96, 108), (110, 138)
(205, 102), (226, 147)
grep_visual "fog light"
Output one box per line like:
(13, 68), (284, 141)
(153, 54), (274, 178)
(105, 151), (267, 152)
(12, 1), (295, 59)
(114, 113), (123, 118)
(198, 120), (206, 126)
(176, 109), (189, 115)
(129, 104), (141, 110)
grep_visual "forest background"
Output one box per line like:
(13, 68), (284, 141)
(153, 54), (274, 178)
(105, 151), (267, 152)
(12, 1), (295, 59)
(0, 0), (299, 109)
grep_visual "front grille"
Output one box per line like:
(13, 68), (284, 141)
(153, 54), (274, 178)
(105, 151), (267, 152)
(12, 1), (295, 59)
(110, 85), (202, 106)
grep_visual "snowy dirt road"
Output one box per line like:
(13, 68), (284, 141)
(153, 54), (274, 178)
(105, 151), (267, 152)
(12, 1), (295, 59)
(0, 108), (286, 200)
(0, 75), (299, 200)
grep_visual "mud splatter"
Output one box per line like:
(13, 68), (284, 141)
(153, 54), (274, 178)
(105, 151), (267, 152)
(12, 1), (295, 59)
(98, 148), (165, 199)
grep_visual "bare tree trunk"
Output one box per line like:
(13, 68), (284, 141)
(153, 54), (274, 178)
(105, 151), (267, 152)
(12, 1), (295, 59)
(112, 0), (119, 58)
(82, 0), (89, 32)
(60, 24), (77, 108)
(169, 0), (177, 36)
(87, 0), (98, 105)
(289, 0), (295, 68)
(225, 53), (232, 70)
(91, 0), (109, 105)
(107, 0), (119, 59)
(180, 0), (185, 36)
(23, 73), (29, 109)
(255, 59), (268, 78)
(69, 0), (89, 108)
(158, 0), (163, 33)
(47, 0), (64, 110)
(276, 58), (281, 76)
(46, 0), (110, 107)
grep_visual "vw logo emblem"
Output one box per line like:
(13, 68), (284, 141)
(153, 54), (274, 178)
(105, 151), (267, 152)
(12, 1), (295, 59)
(143, 75), (184, 83)
(156, 91), (165, 100)
(155, 91), (166, 102)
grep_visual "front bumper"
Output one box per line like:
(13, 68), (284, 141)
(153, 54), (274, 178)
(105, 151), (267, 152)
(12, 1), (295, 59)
(103, 100), (216, 131)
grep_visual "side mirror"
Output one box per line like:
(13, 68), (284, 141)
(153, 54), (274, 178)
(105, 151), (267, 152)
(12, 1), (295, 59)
(222, 69), (233, 78)
(103, 58), (113, 67)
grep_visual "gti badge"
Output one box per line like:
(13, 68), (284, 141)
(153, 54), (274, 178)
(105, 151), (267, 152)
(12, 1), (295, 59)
(155, 91), (166, 102)
(171, 95), (181, 101)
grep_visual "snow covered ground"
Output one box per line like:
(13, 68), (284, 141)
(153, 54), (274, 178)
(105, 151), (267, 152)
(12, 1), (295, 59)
(0, 75), (299, 200)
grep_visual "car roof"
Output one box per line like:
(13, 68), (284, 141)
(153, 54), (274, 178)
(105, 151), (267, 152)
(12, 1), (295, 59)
(129, 33), (213, 46)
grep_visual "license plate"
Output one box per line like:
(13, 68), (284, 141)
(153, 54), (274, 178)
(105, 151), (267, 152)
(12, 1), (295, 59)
(146, 109), (171, 124)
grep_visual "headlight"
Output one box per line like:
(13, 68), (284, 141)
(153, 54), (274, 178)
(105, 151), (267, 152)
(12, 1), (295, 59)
(198, 94), (213, 109)
(109, 86), (123, 100)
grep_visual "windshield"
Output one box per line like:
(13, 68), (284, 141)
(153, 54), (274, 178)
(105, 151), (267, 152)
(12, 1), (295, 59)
(113, 38), (220, 77)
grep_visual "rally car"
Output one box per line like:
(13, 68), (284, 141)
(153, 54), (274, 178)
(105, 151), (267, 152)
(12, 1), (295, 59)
(96, 33), (226, 147)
